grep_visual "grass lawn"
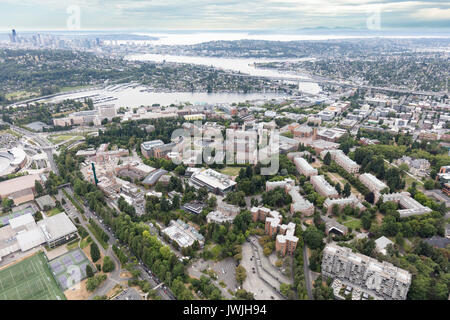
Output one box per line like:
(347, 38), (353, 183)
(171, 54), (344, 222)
(59, 85), (92, 93)
(1, 129), (22, 139)
(5, 90), (38, 101)
(48, 135), (82, 144)
(80, 236), (93, 249)
(0, 252), (65, 300)
(340, 218), (362, 230)
(219, 167), (243, 177)
(46, 208), (62, 217)
(87, 224), (109, 250)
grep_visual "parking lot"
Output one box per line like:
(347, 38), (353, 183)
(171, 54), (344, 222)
(241, 242), (282, 300)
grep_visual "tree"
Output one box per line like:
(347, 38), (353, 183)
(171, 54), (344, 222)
(1, 198), (14, 212)
(102, 256), (115, 273)
(35, 180), (44, 197)
(343, 183), (351, 198)
(335, 183), (342, 195)
(303, 226), (324, 250)
(361, 212), (372, 230)
(365, 192), (375, 204)
(235, 265), (247, 285)
(90, 242), (100, 263)
(424, 179), (435, 190)
(323, 152), (331, 165)
(332, 204), (340, 216)
(86, 265), (94, 278)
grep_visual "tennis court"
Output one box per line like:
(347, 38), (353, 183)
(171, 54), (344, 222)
(49, 248), (95, 290)
(0, 252), (65, 300)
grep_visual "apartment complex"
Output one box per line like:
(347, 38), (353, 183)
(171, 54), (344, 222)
(265, 178), (295, 191)
(382, 192), (432, 217)
(286, 185), (315, 216)
(294, 157), (318, 177)
(359, 173), (388, 201)
(321, 149), (360, 174)
(322, 243), (412, 300)
(250, 207), (298, 256)
(310, 175), (339, 198)
(265, 179), (314, 216)
(323, 196), (366, 214)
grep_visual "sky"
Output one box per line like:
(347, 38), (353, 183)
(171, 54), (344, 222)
(0, 0), (449, 31)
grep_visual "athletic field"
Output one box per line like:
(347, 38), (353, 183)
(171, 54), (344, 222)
(0, 252), (66, 300)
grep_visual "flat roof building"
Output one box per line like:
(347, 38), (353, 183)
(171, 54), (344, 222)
(322, 243), (412, 300)
(0, 212), (76, 261)
(162, 219), (204, 248)
(251, 206), (298, 256)
(324, 196), (366, 214)
(35, 195), (56, 211)
(294, 157), (318, 177)
(382, 192), (432, 217)
(141, 140), (165, 159)
(311, 175), (339, 198)
(359, 173), (388, 201)
(0, 174), (41, 206)
(189, 169), (236, 195)
(321, 150), (360, 174)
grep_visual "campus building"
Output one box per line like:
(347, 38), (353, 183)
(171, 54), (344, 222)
(0, 212), (77, 261)
(140, 140), (165, 158)
(294, 157), (318, 177)
(359, 173), (388, 201)
(382, 192), (432, 217)
(323, 196), (366, 214)
(189, 169), (237, 195)
(310, 175), (339, 198)
(321, 149), (360, 174)
(322, 243), (412, 300)
(265, 178), (295, 191)
(250, 207), (298, 256)
(0, 174), (42, 206)
(286, 185), (315, 216)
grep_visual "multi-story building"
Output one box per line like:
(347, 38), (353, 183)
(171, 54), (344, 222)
(316, 127), (347, 142)
(286, 185), (315, 216)
(323, 196), (366, 214)
(359, 173), (388, 201)
(294, 157), (318, 177)
(322, 243), (412, 300)
(311, 175), (339, 198)
(0, 174), (41, 206)
(321, 150), (360, 174)
(382, 192), (432, 217)
(265, 178), (295, 191)
(140, 140), (165, 159)
(189, 168), (237, 195)
(251, 207), (298, 256)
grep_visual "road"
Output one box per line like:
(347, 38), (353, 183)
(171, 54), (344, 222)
(61, 186), (176, 300)
(303, 245), (314, 300)
(6, 122), (59, 174)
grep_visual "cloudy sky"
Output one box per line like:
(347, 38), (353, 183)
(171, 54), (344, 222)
(0, 0), (449, 31)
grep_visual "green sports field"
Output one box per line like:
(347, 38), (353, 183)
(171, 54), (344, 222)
(0, 252), (66, 300)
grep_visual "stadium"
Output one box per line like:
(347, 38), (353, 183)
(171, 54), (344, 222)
(0, 147), (27, 177)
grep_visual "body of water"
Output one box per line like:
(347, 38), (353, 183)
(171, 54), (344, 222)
(43, 85), (288, 107)
(125, 53), (321, 94)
